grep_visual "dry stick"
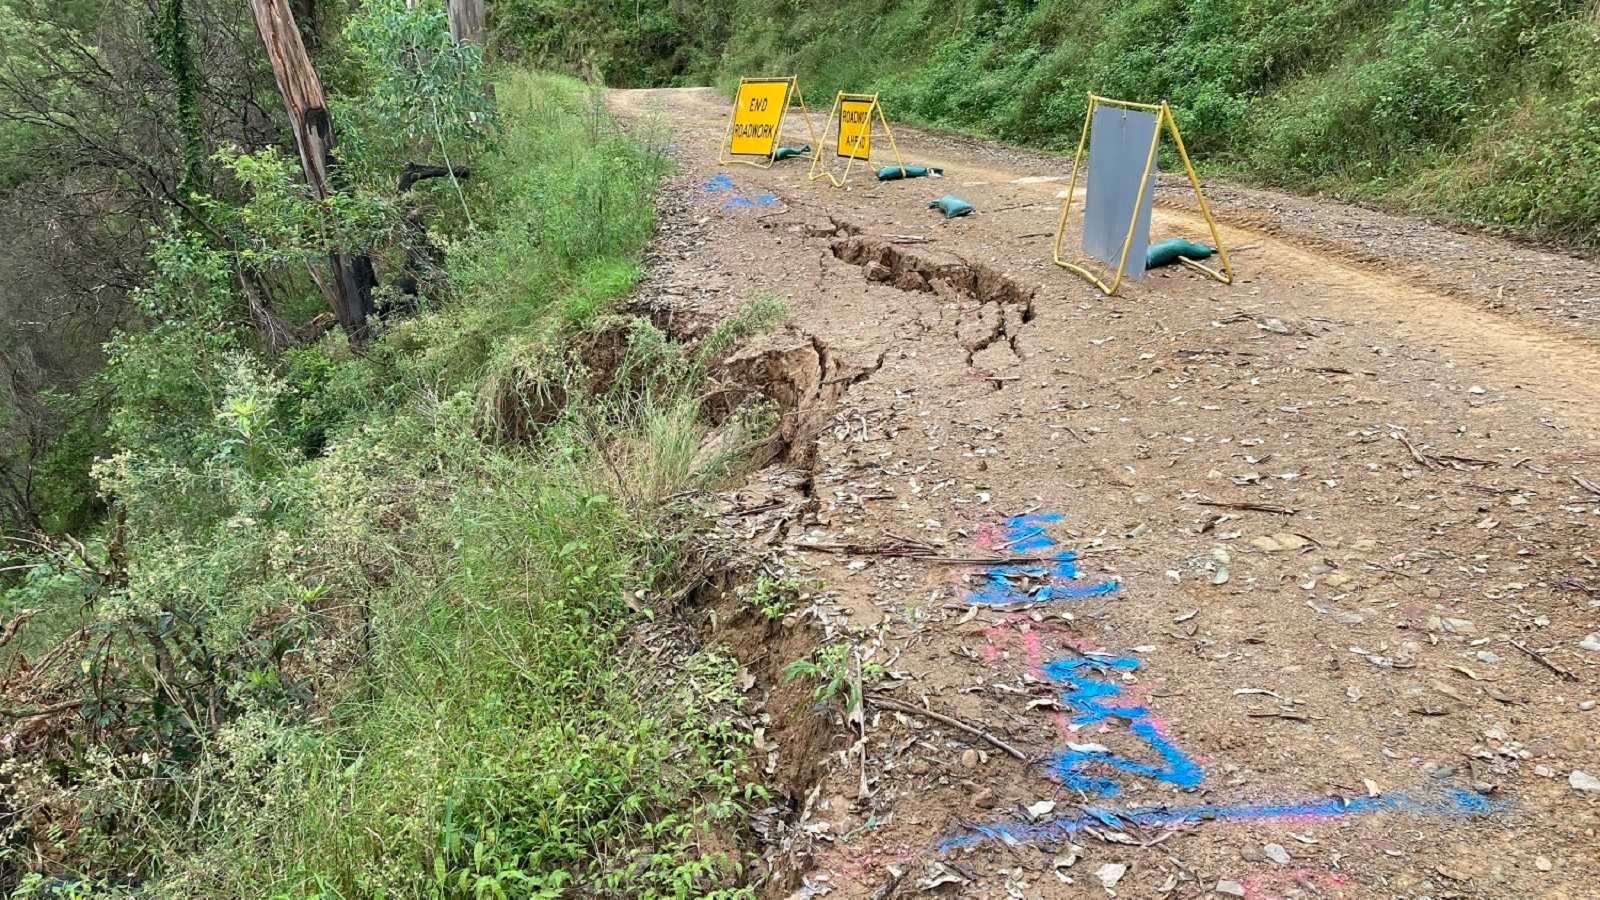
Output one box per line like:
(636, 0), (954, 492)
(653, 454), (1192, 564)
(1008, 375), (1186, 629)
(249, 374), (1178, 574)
(789, 543), (1063, 565)
(853, 652), (870, 800)
(1507, 639), (1578, 682)
(1397, 433), (1439, 470)
(1572, 474), (1600, 498)
(1196, 500), (1297, 516)
(0, 608), (38, 647)
(867, 693), (1027, 761)
(21, 627), (88, 687)
(0, 699), (81, 721)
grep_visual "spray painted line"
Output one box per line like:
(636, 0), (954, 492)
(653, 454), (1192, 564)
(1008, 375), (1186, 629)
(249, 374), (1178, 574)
(939, 788), (1502, 852)
(1044, 655), (1202, 796)
(701, 173), (779, 210)
(946, 512), (1505, 853)
(968, 513), (1119, 604)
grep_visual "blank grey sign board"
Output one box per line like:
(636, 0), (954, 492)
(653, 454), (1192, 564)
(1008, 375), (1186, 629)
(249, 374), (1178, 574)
(1082, 106), (1158, 280)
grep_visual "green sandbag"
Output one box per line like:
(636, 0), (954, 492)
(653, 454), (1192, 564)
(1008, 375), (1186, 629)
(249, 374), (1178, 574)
(928, 195), (973, 219)
(772, 145), (811, 161)
(877, 165), (942, 181)
(1147, 238), (1215, 269)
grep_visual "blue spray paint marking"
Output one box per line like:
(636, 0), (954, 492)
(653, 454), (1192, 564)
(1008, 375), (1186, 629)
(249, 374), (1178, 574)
(939, 789), (1501, 852)
(968, 513), (1119, 605)
(1042, 655), (1203, 796)
(702, 175), (780, 211)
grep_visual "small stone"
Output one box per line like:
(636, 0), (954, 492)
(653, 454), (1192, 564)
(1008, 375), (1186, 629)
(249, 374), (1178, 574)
(960, 749), (979, 769)
(1570, 770), (1600, 793)
(1534, 765), (1556, 778)
(1263, 842), (1291, 865)
(972, 787), (996, 809)
(1322, 572), (1351, 588)
(1250, 536), (1283, 552)
(1216, 879), (1247, 897)
(1580, 633), (1600, 652)
(1581, 701), (1597, 712)
(1535, 856), (1553, 872)
(1422, 761), (1457, 779)
(1095, 862), (1127, 889)
(1476, 650), (1501, 665)
(1273, 533), (1309, 550)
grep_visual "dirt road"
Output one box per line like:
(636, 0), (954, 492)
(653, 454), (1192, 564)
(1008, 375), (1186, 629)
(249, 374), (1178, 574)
(609, 87), (1600, 899)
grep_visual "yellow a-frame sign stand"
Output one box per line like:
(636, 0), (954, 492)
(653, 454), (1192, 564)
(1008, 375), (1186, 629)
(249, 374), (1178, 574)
(718, 76), (820, 170)
(809, 91), (907, 188)
(1053, 93), (1233, 296)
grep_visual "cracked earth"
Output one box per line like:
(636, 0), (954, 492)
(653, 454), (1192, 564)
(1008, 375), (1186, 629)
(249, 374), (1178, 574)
(610, 87), (1600, 899)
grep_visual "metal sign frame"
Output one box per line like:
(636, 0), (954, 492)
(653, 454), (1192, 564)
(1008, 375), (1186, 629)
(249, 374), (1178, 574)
(718, 75), (820, 170)
(808, 91), (907, 188)
(1053, 93), (1233, 296)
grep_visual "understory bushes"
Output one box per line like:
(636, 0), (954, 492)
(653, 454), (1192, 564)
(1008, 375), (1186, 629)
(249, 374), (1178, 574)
(494, 0), (1600, 250)
(713, 0), (1600, 247)
(2, 70), (763, 897)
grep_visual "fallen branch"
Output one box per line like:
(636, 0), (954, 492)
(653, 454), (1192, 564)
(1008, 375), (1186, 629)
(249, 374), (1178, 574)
(1196, 500), (1296, 516)
(867, 693), (1027, 760)
(1507, 639), (1578, 683)
(1572, 475), (1600, 498)
(789, 542), (1064, 566)
(0, 699), (80, 721)
(0, 608), (39, 647)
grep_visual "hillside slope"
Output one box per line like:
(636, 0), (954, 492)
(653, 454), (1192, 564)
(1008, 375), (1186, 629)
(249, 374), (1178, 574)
(498, 0), (1600, 250)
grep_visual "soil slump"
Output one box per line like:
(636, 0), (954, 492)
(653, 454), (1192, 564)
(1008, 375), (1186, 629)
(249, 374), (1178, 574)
(716, 331), (881, 468)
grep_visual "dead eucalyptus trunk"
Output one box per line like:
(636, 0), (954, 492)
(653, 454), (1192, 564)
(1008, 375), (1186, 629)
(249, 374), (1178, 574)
(249, 0), (377, 342)
(448, 0), (487, 45)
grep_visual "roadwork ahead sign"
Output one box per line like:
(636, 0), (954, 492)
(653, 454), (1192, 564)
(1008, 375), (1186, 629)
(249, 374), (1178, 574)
(809, 91), (906, 188)
(837, 96), (874, 159)
(719, 76), (817, 169)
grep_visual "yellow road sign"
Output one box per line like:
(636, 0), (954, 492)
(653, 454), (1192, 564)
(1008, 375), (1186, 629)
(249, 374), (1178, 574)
(809, 92), (906, 188)
(837, 97), (873, 159)
(727, 78), (792, 157)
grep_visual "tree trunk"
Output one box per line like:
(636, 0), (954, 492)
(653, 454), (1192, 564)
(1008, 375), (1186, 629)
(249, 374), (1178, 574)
(249, 0), (375, 341)
(448, 0), (488, 45)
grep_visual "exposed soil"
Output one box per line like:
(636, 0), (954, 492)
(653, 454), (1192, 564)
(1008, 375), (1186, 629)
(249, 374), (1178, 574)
(612, 87), (1600, 899)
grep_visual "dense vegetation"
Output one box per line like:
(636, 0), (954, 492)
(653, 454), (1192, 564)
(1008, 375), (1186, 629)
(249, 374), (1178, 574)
(6, 0), (1599, 893)
(503, 0), (1600, 250)
(1, 2), (771, 894)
